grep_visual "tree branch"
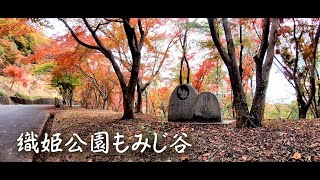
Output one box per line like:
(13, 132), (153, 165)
(94, 21), (111, 33)
(207, 18), (231, 65)
(274, 55), (293, 78)
(138, 19), (145, 51)
(239, 21), (244, 80)
(81, 18), (127, 91)
(58, 18), (100, 50)
(252, 19), (262, 41)
(263, 18), (279, 73)
(222, 18), (236, 62)
(305, 21), (320, 110)
(256, 18), (270, 63)
(274, 61), (295, 88)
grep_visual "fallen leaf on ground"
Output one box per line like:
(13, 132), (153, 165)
(293, 152), (301, 160)
(309, 143), (320, 148)
(242, 155), (247, 161)
(180, 154), (189, 161)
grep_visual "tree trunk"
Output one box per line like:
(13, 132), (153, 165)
(145, 90), (148, 114)
(122, 91), (135, 119)
(249, 81), (266, 127)
(10, 82), (14, 90)
(69, 90), (73, 107)
(92, 89), (98, 109)
(120, 18), (143, 120)
(61, 88), (67, 105)
(250, 18), (278, 127)
(226, 65), (251, 128)
(185, 56), (190, 84)
(136, 79), (143, 113)
(312, 22), (320, 118)
(60, 18), (145, 120)
(299, 106), (307, 119)
(231, 90), (235, 118)
(179, 58), (183, 84)
(103, 98), (107, 110)
(239, 23), (244, 81)
(207, 18), (278, 128)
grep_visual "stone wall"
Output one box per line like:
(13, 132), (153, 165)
(9, 97), (62, 105)
(0, 95), (14, 105)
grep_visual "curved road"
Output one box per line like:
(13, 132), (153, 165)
(0, 105), (51, 162)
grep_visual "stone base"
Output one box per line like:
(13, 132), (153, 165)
(172, 119), (236, 125)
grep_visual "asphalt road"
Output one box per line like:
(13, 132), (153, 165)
(0, 105), (51, 162)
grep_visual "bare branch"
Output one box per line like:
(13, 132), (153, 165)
(138, 19), (145, 51)
(82, 18), (109, 54)
(252, 19), (262, 41)
(94, 22), (111, 33)
(104, 18), (123, 23)
(58, 18), (100, 50)
(273, 61), (295, 88)
(79, 18), (127, 91)
(274, 55), (293, 77)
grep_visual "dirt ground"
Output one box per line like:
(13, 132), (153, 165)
(35, 107), (320, 162)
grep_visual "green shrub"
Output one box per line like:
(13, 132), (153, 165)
(14, 92), (46, 100)
(0, 46), (4, 56)
(33, 62), (55, 75)
(0, 89), (8, 97)
(15, 92), (32, 99)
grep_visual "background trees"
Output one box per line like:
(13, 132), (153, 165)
(58, 18), (146, 119)
(274, 18), (320, 118)
(3, 18), (320, 128)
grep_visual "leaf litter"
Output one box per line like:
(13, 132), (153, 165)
(36, 108), (320, 162)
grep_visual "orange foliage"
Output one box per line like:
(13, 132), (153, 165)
(148, 86), (171, 116)
(192, 58), (217, 92)
(3, 65), (28, 87)
(0, 18), (34, 37)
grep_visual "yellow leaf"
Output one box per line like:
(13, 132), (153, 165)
(293, 152), (301, 160)
(87, 158), (93, 162)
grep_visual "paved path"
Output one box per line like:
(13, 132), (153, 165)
(174, 120), (236, 124)
(0, 105), (51, 162)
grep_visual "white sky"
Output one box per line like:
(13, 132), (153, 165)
(267, 63), (296, 103)
(44, 18), (297, 104)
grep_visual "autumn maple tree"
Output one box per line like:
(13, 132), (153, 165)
(0, 18), (49, 93)
(3, 65), (28, 89)
(58, 18), (146, 119)
(207, 18), (279, 127)
(104, 18), (177, 113)
(274, 18), (320, 118)
(176, 19), (197, 85)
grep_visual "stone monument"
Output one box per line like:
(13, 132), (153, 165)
(168, 84), (199, 122)
(193, 92), (222, 122)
